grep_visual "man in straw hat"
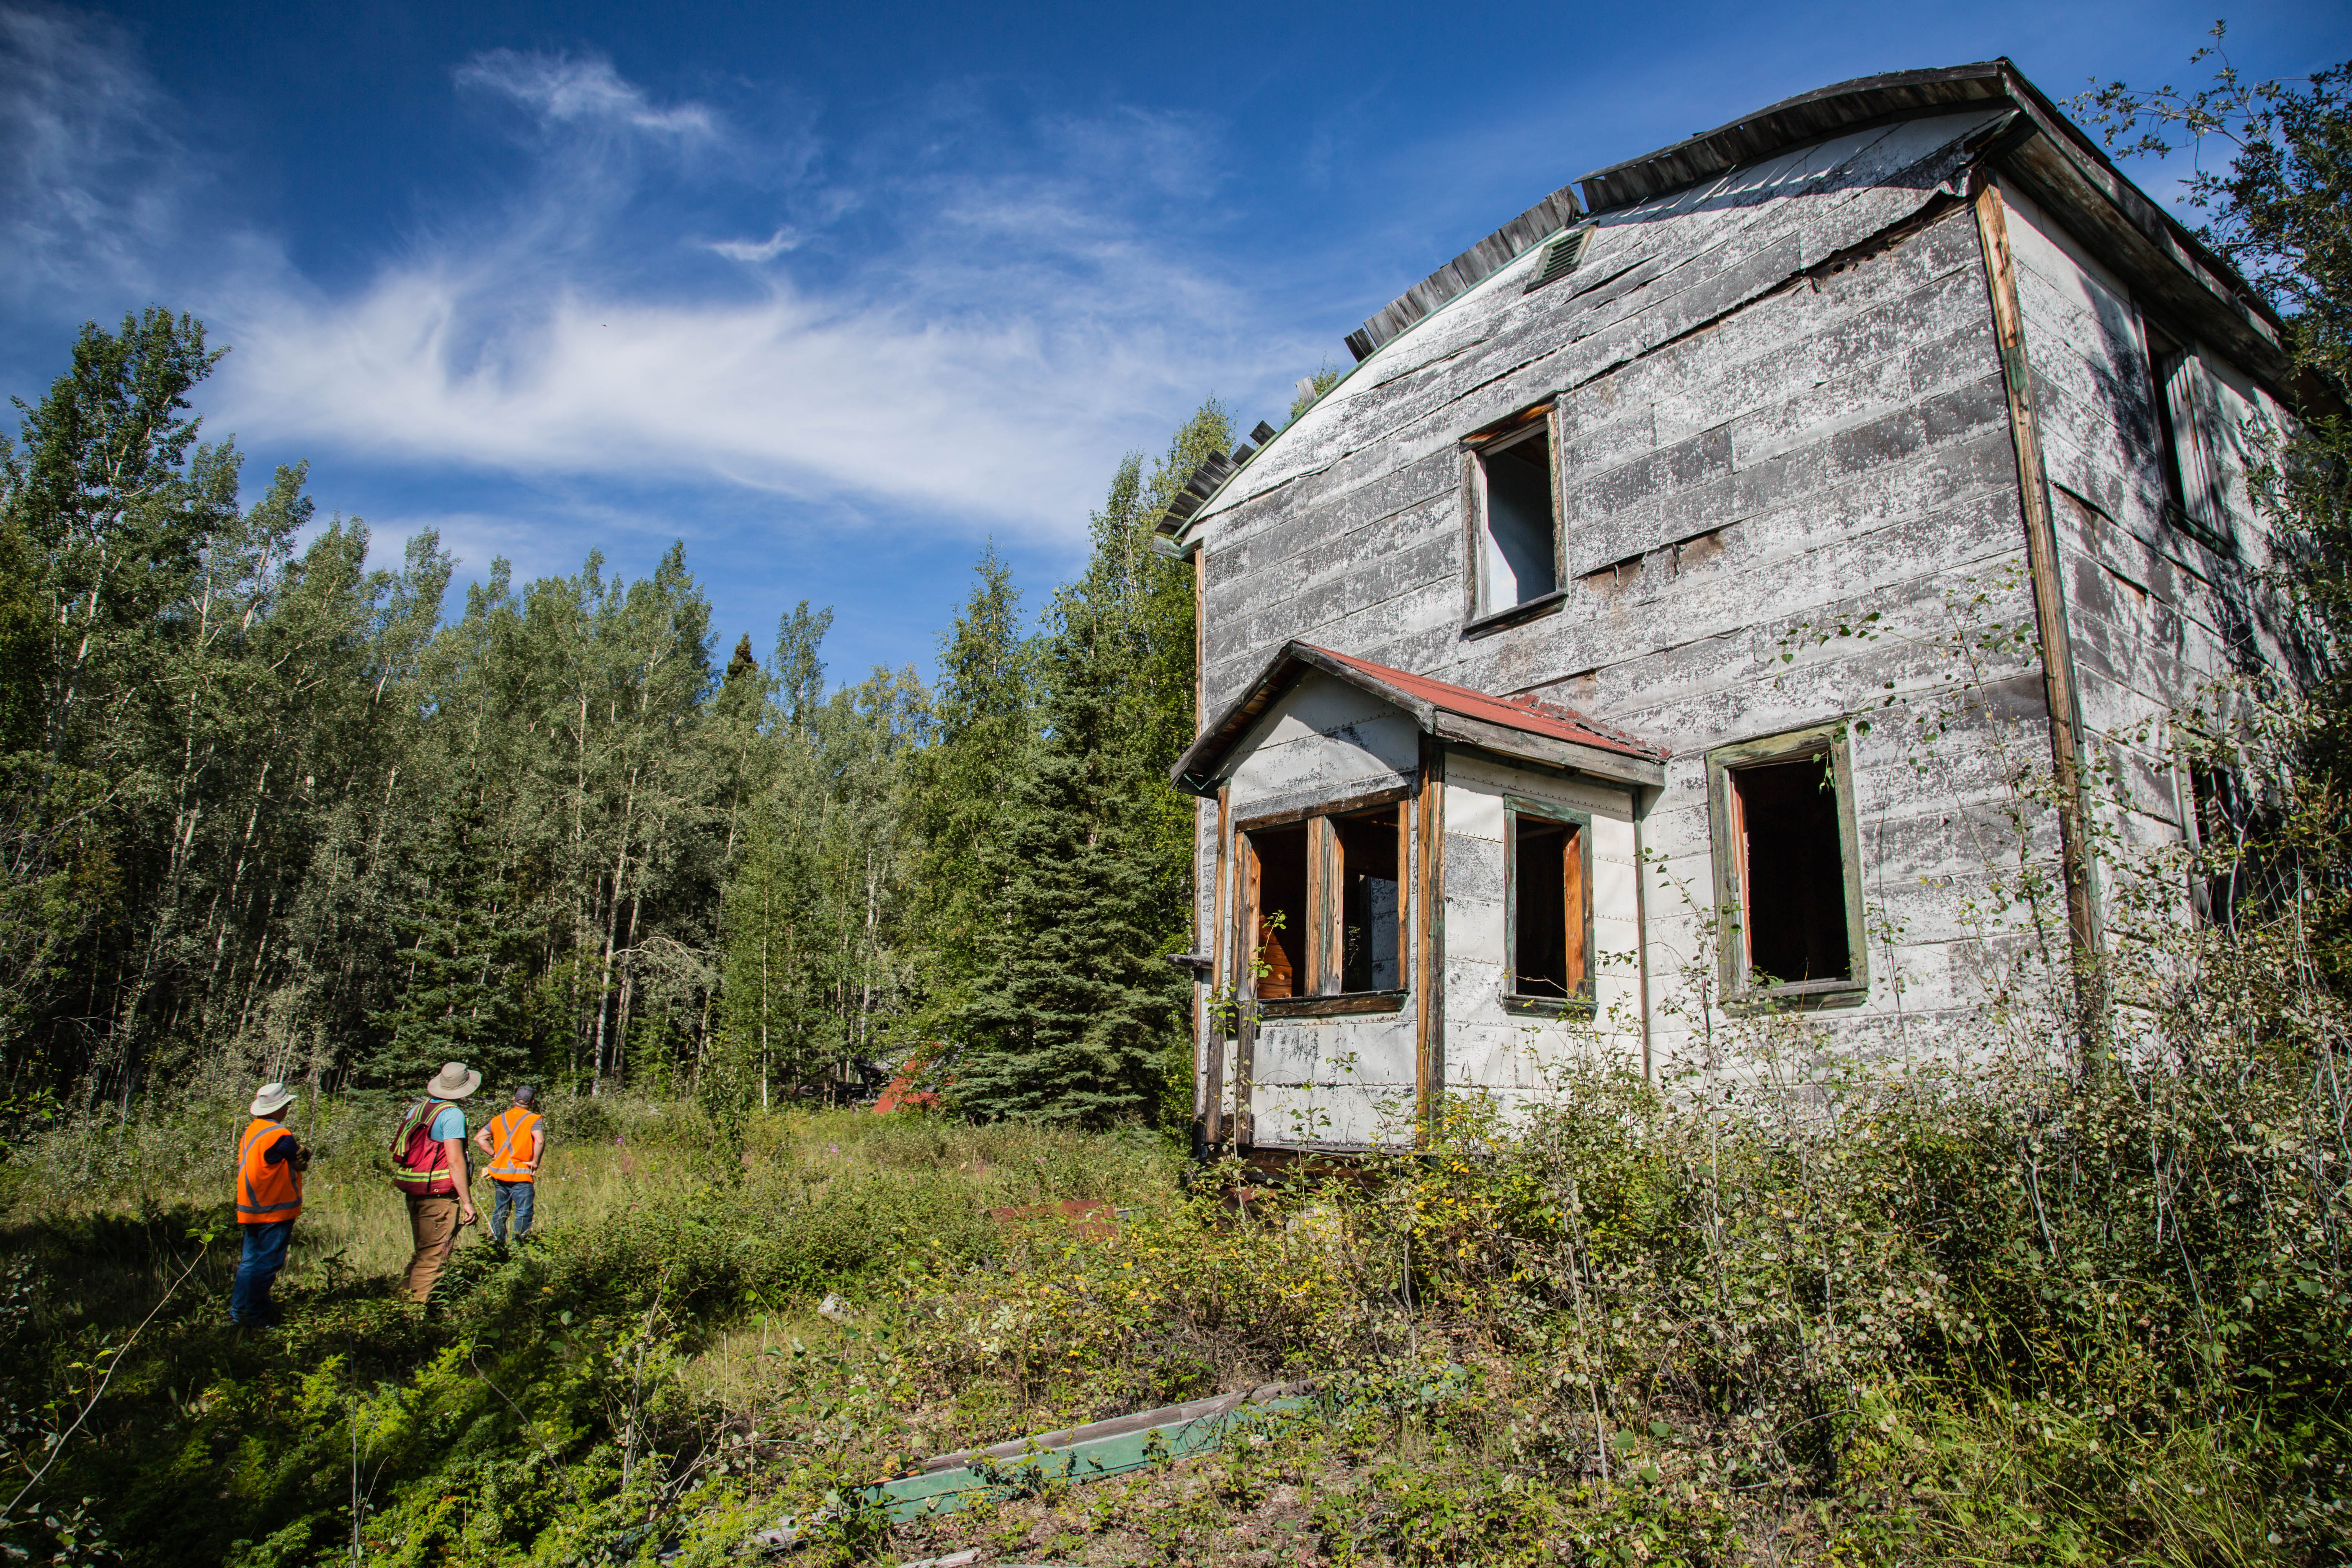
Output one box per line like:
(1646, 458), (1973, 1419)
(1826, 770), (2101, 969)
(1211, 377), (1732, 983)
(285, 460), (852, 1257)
(390, 1061), (481, 1303)
(232, 1081), (310, 1327)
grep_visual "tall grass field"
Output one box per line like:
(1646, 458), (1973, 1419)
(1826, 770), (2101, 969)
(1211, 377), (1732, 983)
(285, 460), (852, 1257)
(1, 951), (2345, 1568)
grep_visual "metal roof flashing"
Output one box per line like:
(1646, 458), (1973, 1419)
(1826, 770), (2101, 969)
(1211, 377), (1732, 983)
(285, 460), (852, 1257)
(1572, 61), (2014, 212)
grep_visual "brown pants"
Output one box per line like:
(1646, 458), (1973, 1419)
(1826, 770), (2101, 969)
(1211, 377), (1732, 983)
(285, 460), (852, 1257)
(400, 1194), (461, 1302)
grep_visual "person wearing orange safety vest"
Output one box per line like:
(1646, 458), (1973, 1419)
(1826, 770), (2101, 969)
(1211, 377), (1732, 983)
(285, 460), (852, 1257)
(471, 1084), (545, 1250)
(390, 1061), (480, 1303)
(231, 1082), (309, 1328)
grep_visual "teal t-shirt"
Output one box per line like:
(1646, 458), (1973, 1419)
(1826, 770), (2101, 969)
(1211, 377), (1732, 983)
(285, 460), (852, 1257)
(430, 1105), (466, 1142)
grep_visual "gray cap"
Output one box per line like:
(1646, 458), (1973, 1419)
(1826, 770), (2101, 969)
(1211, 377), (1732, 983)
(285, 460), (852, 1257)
(514, 1084), (538, 1106)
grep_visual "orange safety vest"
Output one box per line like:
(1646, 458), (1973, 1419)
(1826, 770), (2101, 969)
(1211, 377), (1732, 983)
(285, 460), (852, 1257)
(485, 1107), (543, 1182)
(390, 1100), (461, 1196)
(235, 1117), (303, 1225)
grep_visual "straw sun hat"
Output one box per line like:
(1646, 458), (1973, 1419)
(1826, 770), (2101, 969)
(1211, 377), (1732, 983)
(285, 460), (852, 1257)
(426, 1062), (482, 1101)
(249, 1082), (297, 1117)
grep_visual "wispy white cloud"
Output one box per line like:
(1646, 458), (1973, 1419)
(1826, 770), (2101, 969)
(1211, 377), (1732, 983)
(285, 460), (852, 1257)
(200, 60), (1309, 544)
(0, 4), (190, 309)
(2, 21), (1316, 555)
(215, 267), (1221, 538)
(455, 49), (717, 139)
(707, 227), (800, 263)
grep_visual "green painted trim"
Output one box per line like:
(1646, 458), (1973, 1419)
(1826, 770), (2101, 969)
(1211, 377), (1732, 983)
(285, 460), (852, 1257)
(1502, 994), (1597, 1020)
(1705, 724), (1869, 1007)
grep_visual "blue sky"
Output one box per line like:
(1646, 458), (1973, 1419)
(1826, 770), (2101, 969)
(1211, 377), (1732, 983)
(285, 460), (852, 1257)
(2, 0), (2342, 683)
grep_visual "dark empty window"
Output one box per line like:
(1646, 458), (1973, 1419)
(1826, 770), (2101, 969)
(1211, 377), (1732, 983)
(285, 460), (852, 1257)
(2187, 762), (2290, 932)
(1248, 824), (1307, 1000)
(1726, 753), (1853, 988)
(2145, 319), (2193, 519)
(1474, 421), (1559, 616)
(1509, 809), (1588, 1001)
(1334, 806), (1403, 993)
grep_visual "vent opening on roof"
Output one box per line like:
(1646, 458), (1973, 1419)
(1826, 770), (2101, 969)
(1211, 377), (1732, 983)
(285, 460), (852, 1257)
(1524, 226), (1596, 294)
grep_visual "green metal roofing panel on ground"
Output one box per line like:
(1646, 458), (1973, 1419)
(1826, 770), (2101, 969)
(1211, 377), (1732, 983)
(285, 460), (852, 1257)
(751, 1381), (1316, 1550)
(870, 1381), (1314, 1524)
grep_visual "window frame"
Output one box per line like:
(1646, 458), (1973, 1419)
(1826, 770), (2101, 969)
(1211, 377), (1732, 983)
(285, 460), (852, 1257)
(1501, 795), (1597, 1018)
(1706, 723), (1869, 1010)
(1236, 789), (1412, 1019)
(1460, 403), (1566, 635)
(2140, 312), (2237, 557)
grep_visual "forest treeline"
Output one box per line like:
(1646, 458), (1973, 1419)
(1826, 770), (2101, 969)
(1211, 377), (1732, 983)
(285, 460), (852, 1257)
(0, 309), (1261, 1127)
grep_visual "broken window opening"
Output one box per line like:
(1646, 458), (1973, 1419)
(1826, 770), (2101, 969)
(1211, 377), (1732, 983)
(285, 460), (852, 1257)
(1334, 805), (1403, 993)
(1508, 808), (1588, 1002)
(1474, 420), (1560, 617)
(1728, 752), (1854, 988)
(2187, 762), (2296, 931)
(1240, 802), (1409, 1007)
(2189, 763), (2247, 931)
(2145, 318), (2192, 520)
(1248, 823), (1307, 1000)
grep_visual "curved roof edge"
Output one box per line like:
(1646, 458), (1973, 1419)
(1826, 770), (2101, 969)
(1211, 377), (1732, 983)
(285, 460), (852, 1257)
(1574, 60), (2013, 212)
(1158, 59), (2310, 557)
(1340, 58), (2285, 372)
(1341, 185), (1584, 364)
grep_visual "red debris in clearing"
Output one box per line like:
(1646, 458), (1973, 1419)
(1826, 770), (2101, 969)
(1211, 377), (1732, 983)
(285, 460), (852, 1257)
(873, 1073), (939, 1115)
(874, 1042), (952, 1114)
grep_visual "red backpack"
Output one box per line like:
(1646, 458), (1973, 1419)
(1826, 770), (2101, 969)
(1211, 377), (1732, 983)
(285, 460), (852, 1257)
(390, 1099), (458, 1196)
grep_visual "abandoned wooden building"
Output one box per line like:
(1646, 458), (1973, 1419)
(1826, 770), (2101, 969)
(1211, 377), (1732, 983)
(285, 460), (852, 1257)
(1158, 60), (2314, 1153)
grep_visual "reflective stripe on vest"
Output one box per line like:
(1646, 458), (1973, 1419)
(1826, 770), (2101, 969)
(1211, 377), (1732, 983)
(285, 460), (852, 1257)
(486, 1108), (543, 1182)
(390, 1100), (458, 1196)
(236, 1117), (302, 1223)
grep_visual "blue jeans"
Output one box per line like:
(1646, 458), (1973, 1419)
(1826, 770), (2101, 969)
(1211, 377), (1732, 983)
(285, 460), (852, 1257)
(490, 1180), (535, 1245)
(231, 1220), (293, 1324)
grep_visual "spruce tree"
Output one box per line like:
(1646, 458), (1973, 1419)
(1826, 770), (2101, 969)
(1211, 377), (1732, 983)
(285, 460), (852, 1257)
(951, 400), (1230, 1125)
(952, 617), (1182, 1125)
(369, 768), (534, 1084)
(909, 550), (1033, 1013)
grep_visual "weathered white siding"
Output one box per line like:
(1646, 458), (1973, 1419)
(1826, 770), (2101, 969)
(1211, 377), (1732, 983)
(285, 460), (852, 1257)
(1195, 110), (2049, 1078)
(1226, 673), (1419, 814)
(1998, 183), (2301, 903)
(1439, 752), (1642, 1118)
(1224, 673), (1421, 1149)
(1249, 1019), (1419, 1150)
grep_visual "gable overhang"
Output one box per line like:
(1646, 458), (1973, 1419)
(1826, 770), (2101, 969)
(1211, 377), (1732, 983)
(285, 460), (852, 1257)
(1172, 641), (1668, 797)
